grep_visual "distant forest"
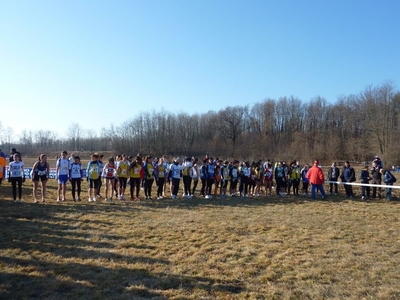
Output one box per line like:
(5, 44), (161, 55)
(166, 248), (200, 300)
(2, 82), (400, 165)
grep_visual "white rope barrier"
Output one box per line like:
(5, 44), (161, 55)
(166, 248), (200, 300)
(324, 181), (398, 189)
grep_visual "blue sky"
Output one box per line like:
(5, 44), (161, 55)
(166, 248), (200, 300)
(1, 0), (399, 139)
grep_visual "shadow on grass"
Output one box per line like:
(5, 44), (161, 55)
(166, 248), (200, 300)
(129, 194), (400, 210)
(0, 199), (245, 299)
(0, 256), (244, 299)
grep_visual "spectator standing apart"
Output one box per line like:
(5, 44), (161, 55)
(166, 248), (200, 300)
(370, 161), (382, 199)
(9, 148), (21, 163)
(69, 156), (83, 202)
(31, 154), (50, 203)
(328, 162), (340, 195)
(143, 156), (155, 200)
(306, 160), (327, 199)
(169, 157), (182, 199)
(87, 153), (102, 202)
(360, 165), (371, 200)
(117, 154), (129, 200)
(103, 157), (117, 202)
(9, 153), (24, 203)
(380, 168), (396, 201)
(0, 154), (6, 185)
(301, 164), (310, 195)
(340, 161), (356, 198)
(56, 150), (69, 202)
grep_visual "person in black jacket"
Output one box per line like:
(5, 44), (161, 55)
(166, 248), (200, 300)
(9, 148), (21, 163)
(370, 161), (382, 198)
(360, 165), (372, 200)
(340, 161), (356, 198)
(328, 162), (340, 195)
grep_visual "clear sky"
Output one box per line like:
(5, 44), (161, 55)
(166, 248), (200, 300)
(1, 0), (399, 140)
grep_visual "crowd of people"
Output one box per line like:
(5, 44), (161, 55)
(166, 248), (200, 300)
(0, 149), (397, 203)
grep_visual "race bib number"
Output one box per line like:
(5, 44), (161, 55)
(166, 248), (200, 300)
(13, 167), (22, 177)
(107, 168), (114, 176)
(38, 170), (46, 176)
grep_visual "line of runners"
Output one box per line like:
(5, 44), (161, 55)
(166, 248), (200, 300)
(1, 151), (396, 203)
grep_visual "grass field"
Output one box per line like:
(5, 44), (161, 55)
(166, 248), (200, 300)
(1, 158), (400, 299)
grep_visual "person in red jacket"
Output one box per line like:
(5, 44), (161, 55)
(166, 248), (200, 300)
(306, 160), (327, 199)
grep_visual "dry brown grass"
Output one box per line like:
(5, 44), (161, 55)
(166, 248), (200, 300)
(1, 158), (400, 299)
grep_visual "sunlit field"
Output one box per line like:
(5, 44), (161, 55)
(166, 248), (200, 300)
(1, 157), (399, 299)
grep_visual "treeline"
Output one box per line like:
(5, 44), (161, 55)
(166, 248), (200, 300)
(3, 82), (400, 165)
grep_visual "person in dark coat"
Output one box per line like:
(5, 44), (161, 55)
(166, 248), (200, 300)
(360, 165), (371, 200)
(328, 162), (340, 195)
(9, 148), (21, 163)
(380, 168), (396, 201)
(340, 161), (356, 198)
(370, 161), (382, 198)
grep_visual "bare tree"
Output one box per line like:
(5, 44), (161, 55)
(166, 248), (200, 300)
(360, 82), (400, 156)
(3, 127), (15, 150)
(19, 130), (34, 154)
(34, 130), (58, 151)
(67, 123), (83, 151)
(214, 106), (249, 157)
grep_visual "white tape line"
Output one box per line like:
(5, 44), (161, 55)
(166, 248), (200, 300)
(325, 181), (398, 189)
